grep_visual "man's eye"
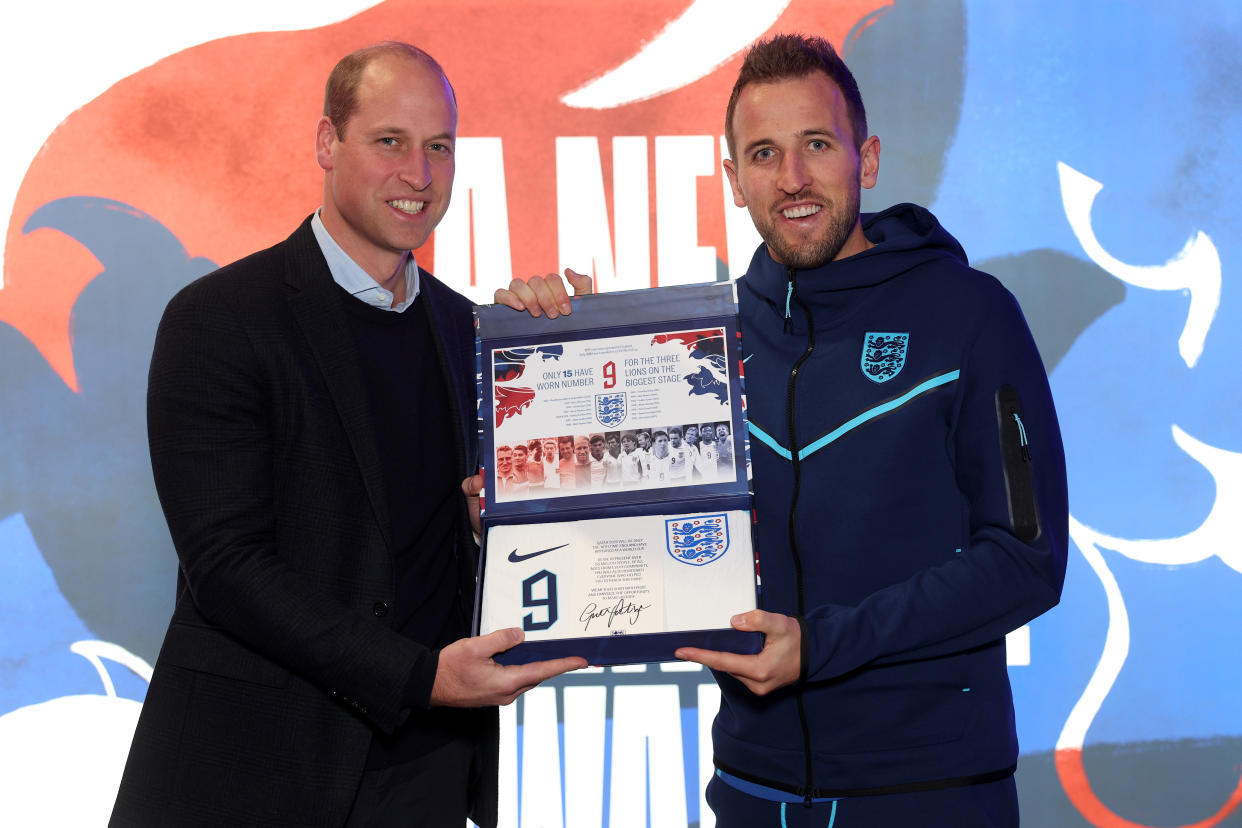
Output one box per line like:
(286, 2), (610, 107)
(809, 140), (827, 151)
(429, 142), (453, 154)
(378, 137), (398, 147)
(755, 148), (774, 161)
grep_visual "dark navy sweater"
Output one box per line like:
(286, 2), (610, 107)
(715, 203), (1068, 797)
(339, 288), (488, 769)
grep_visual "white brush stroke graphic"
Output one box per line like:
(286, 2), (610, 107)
(1060, 423), (1242, 746)
(1055, 165), (1241, 822)
(0, 641), (153, 826)
(561, 0), (792, 109)
(1057, 161), (1221, 368)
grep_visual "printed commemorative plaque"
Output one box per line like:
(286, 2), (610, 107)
(473, 282), (761, 665)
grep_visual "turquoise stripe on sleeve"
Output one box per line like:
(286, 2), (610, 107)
(748, 370), (960, 462)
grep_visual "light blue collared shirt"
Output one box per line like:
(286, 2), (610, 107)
(311, 210), (421, 312)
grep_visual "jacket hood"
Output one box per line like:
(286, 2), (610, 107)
(742, 203), (969, 308)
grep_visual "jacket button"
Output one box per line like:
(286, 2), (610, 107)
(372, 601), (389, 617)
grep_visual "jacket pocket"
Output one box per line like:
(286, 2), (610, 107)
(816, 657), (977, 754)
(995, 385), (1040, 542)
(158, 622), (290, 688)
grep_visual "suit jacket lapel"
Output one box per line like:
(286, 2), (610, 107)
(418, 271), (475, 473)
(283, 218), (392, 553)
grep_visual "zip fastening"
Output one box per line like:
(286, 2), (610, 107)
(1012, 412), (1031, 461)
(783, 278), (795, 334)
(784, 266), (816, 806)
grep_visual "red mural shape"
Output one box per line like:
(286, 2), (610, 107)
(1056, 748), (1242, 828)
(1, 0), (889, 390)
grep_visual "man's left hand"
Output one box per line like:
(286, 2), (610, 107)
(675, 610), (801, 696)
(495, 268), (592, 318)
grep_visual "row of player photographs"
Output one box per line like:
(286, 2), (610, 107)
(492, 422), (738, 502)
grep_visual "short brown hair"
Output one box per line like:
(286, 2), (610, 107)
(323, 41), (454, 139)
(725, 33), (868, 159)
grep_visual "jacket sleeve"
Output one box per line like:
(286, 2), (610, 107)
(147, 277), (435, 733)
(801, 287), (1068, 682)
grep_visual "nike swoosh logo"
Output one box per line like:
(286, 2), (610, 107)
(508, 542), (569, 563)
(742, 354), (753, 363)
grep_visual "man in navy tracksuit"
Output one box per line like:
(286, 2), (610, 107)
(503, 32), (1066, 828)
(666, 35), (1069, 826)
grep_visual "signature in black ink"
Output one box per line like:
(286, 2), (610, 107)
(579, 597), (651, 631)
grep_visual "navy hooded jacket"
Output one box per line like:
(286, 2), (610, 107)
(714, 203), (1068, 798)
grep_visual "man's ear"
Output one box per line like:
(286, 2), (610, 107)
(859, 135), (880, 190)
(723, 157), (747, 207)
(315, 117), (337, 172)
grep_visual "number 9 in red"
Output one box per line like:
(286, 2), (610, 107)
(521, 569), (558, 631)
(603, 360), (616, 389)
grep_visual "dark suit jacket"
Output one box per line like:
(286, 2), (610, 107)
(110, 218), (496, 827)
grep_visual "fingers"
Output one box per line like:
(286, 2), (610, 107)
(675, 645), (786, 697)
(674, 646), (748, 675)
(432, 629), (587, 707)
(492, 288), (522, 309)
(525, 275), (567, 318)
(497, 656), (589, 704)
(675, 611), (801, 696)
(461, 471), (484, 498)
(476, 629), (585, 684)
(491, 281), (536, 314)
(732, 609), (801, 641)
(494, 269), (591, 319)
(495, 275), (554, 317)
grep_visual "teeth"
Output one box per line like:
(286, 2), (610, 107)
(388, 199), (426, 214)
(782, 204), (822, 219)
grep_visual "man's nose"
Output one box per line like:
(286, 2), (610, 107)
(399, 150), (431, 190)
(777, 152), (811, 194)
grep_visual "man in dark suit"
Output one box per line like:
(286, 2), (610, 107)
(111, 42), (584, 828)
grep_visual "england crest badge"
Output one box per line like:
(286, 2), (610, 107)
(595, 392), (627, 428)
(665, 514), (729, 566)
(861, 332), (909, 383)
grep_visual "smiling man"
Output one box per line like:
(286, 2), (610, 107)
(669, 34), (1069, 827)
(500, 31), (1067, 828)
(110, 42), (583, 828)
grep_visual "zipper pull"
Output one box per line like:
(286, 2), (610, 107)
(1012, 412), (1031, 461)
(783, 271), (795, 334)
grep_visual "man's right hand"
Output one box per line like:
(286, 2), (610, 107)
(494, 268), (592, 318)
(430, 627), (587, 707)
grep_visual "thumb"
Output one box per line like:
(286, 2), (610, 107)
(480, 626), (525, 656)
(731, 609), (766, 631)
(564, 268), (594, 296)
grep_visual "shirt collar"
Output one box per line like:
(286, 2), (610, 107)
(311, 210), (421, 312)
